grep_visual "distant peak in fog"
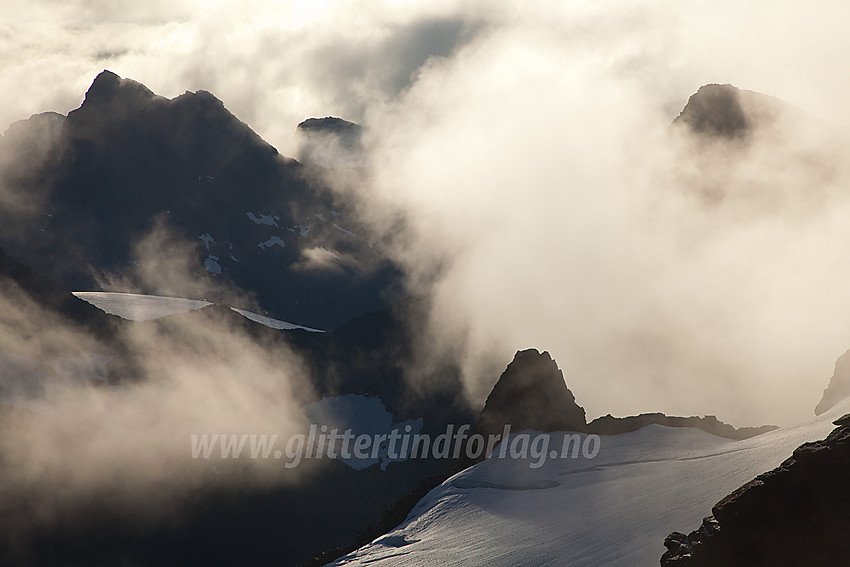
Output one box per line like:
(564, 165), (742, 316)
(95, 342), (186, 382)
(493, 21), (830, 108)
(672, 83), (800, 139)
(296, 116), (364, 167)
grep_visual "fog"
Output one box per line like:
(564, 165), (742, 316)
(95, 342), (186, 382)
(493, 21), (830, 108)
(4, 0), (850, 436)
(0, 220), (319, 534)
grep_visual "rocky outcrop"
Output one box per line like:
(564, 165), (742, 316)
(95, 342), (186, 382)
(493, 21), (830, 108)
(474, 349), (587, 440)
(588, 413), (776, 441)
(814, 349), (850, 415)
(661, 413), (850, 566)
(452, 349), (585, 472)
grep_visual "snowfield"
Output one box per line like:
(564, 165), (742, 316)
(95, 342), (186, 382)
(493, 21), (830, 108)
(73, 291), (211, 320)
(328, 400), (850, 567)
(230, 307), (324, 332)
(73, 292), (324, 331)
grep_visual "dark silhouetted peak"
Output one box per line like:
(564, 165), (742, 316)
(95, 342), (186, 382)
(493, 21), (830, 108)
(474, 349), (587, 439)
(296, 117), (364, 167)
(674, 84), (748, 138)
(587, 412), (776, 440)
(815, 349), (850, 415)
(76, 70), (159, 113)
(673, 83), (793, 141)
(661, 413), (850, 566)
(297, 116), (361, 138)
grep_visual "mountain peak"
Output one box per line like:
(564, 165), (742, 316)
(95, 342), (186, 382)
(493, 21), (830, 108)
(474, 348), (587, 439)
(75, 70), (159, 115)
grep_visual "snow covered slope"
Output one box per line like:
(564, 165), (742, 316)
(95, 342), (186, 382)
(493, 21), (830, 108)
(328, 401), (850, 567)
(73, 291), (211, 320)
(73, 291), (323, 331)
(230, 307), (324, 332)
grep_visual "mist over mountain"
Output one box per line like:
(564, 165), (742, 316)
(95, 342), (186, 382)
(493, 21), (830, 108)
(0, 70), (400, 330)
(672, 83), (794, 140)
(296, 116), (364, 168)
(5, 1), (850, 565)
(2, 34), (850, 567)
(0, 260), (469, 566)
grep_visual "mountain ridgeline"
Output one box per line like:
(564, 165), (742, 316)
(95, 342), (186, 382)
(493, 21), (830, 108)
(0, 70), (398, 330)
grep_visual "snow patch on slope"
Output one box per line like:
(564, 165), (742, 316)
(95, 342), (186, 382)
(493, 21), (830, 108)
(73, 292), (325, 334)
(246, 212), (279, 226)
(204, 256), (222, 274)
(198, 233), (214, 251)
(229, 307), (324, 333)
(302, 395), (422, 470)
(333, 224), (357, 237)
(73, 292), (211, 321)
(258, 236), (285, 249)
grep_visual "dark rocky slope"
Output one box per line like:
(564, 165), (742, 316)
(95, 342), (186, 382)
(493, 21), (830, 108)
(661, 413), (850, 566)
(0, 246), (119, 339)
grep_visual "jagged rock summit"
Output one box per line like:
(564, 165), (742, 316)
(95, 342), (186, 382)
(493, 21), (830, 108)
(75, 69), (159, 111)
(474, 348), (587, 439)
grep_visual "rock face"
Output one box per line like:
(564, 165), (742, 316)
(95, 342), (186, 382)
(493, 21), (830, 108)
(661, 414), (850, 566)
(474, 349), (587, 440)
(814, 349), (850, 415)
(0, 246), (117, 337)
(588, 413), (777, 441)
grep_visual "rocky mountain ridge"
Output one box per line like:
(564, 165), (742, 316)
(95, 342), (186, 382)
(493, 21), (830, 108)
(0, 70), (398, 330)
